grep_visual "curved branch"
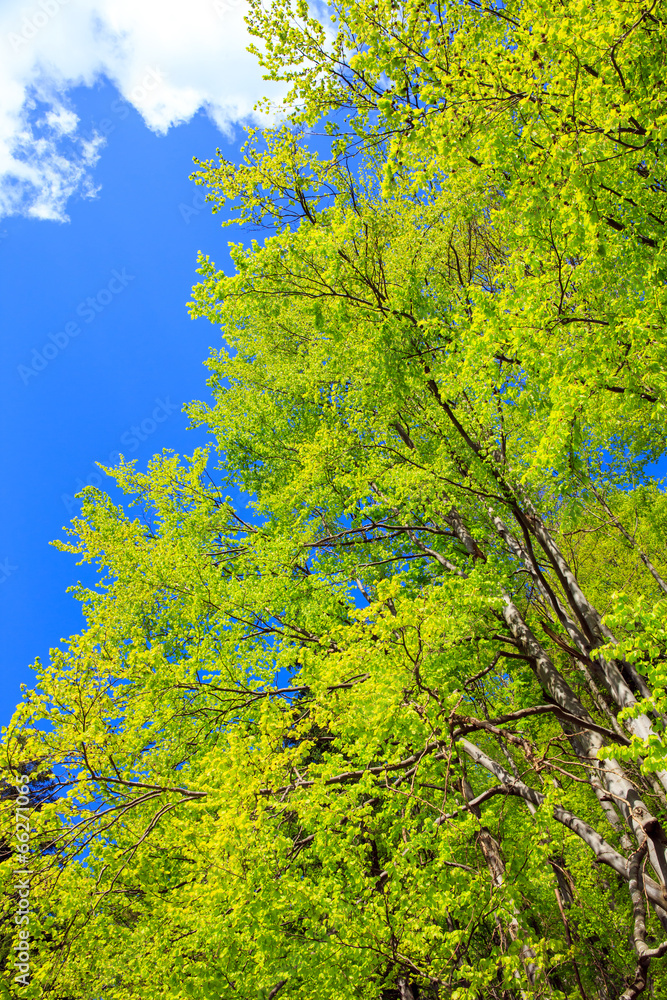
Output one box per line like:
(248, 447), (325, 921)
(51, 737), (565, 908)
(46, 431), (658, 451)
(458, 737), (667, 912)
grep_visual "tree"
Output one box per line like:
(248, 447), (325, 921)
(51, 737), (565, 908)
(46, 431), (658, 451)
(2, 2), (667, 998)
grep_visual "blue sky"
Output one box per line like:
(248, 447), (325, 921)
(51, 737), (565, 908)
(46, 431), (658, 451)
(2, 1), (663, 730)
(0, 77), (250, 725)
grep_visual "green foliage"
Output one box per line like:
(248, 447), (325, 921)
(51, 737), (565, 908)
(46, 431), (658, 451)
(3, 1), (667, 998)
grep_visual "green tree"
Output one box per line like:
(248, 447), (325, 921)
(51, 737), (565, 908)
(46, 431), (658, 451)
(3, 2), (667, 998)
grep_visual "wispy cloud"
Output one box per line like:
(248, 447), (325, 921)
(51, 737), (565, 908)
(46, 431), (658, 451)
(0, 0), (284, 221)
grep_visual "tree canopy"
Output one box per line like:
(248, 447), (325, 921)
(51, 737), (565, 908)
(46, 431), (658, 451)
(3, 2), (667, 998)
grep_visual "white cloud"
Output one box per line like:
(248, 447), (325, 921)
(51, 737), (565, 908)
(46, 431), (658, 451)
(0, 0), (285, 221)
